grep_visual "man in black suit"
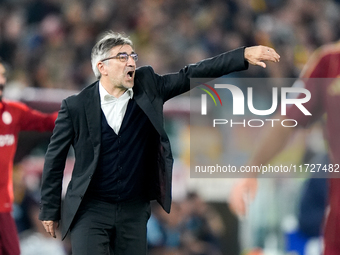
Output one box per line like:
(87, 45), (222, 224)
(39, 31), (280, 255)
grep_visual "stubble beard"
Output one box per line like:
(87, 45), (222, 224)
(117, 75), (134, 90)
(114, 80), (133, 91)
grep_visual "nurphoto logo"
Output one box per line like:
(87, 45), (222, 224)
(198, 82), (223, 115)
(196, 79), (311, 128)
(190, 78), (321, 178)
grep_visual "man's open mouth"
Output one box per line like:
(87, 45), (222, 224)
(127, 71), (134, 79)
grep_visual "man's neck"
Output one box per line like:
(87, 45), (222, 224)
(100, 81), (127, 98)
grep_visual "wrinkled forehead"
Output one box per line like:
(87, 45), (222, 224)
(110, 44), (134, 55)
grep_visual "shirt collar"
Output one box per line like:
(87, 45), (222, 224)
(99, 82), (133, 104)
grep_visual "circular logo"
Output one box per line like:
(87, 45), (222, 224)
(2, 111), (12, 125)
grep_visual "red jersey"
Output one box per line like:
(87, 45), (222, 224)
(286, 42), (340, 254)
(0, 100), (57, 212)
(287, 42), (340, 164)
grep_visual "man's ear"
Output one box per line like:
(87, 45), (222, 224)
(97, 62), (107, 76)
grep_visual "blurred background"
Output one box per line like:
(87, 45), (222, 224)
(1, 0), (339, 254)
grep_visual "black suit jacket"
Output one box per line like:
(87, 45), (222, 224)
(39, 47), (248, 239)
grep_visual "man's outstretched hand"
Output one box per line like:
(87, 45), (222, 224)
(245, 46), (280, 68)
(229, 178), (258, 216)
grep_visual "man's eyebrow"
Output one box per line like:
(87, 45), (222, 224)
(117, 51), (135, 55)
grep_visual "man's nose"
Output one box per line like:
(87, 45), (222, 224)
(127, 56), (136, 65)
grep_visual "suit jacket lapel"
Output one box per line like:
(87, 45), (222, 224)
(84, 82), (101, 148)
(82, 79), (166, 147)
(133, 79), (166, 137)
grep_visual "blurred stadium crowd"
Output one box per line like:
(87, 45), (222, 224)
(1, 0), (340, 91)
(1, 0), (340, 254)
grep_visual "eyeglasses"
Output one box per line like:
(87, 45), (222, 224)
(101, 53), (138, 62)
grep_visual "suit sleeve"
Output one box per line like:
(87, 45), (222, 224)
(154, 47), (248, 102)
(39, 99), (74, 221)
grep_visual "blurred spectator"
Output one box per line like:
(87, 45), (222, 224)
(148, 192), (224, 255)
(12, 164), (67, 255)
(1, 0), (339, 93)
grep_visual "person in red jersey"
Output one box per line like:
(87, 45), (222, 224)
(229, 41), (340, 255)
(0, 58), (58, 255)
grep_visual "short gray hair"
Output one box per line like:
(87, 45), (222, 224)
(91, 31), (133, 79)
